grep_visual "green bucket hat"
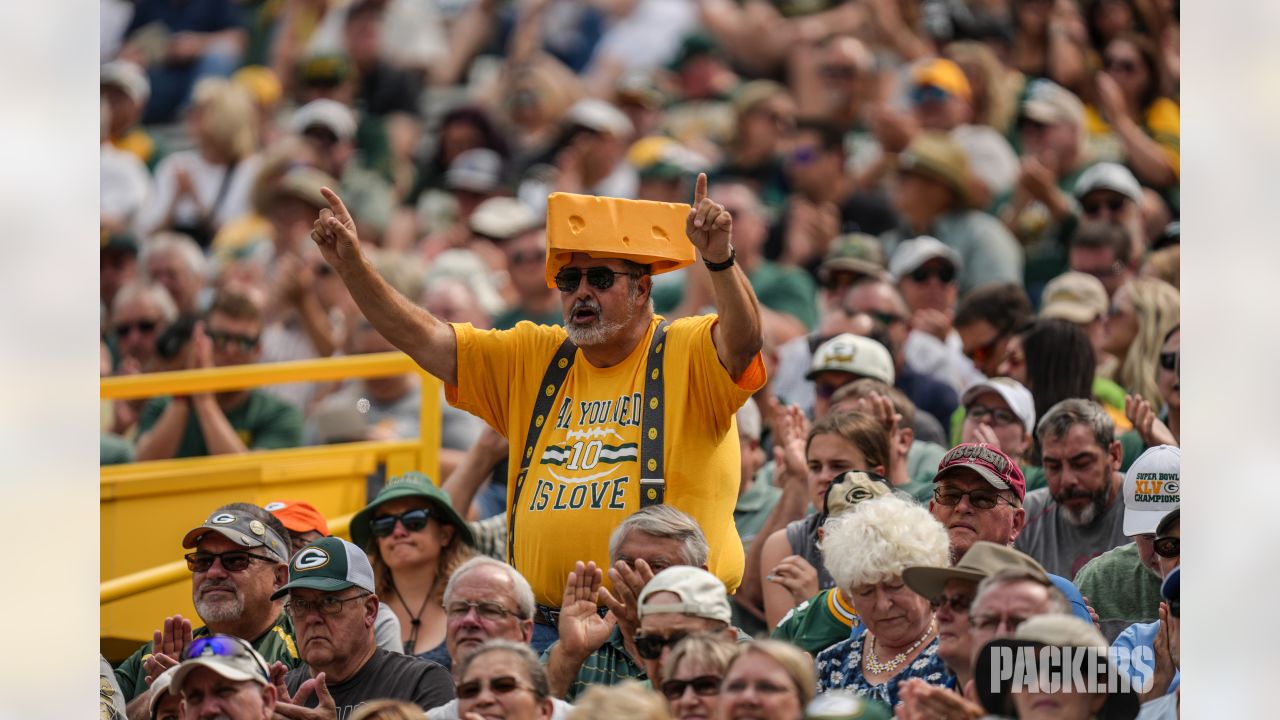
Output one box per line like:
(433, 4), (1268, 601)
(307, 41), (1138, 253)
(350, 472), (474, 551)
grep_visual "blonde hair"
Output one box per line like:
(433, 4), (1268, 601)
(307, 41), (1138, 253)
(661, 633), (738, 681)
(349, 699), (428, 720)
(944, 41), (1019, 134)
(191, 77), (258, 161)
(567, 681), (671, 720)
(725, 641), (816, 707)
(1117, 278), (1180, 410)
(820, 494), (950, 591)
(1140, 245), (1180, 289)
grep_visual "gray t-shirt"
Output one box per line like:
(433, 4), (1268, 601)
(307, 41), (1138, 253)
(785, 513), (834, 591)
(1014, 486), (1129, 579)
(284, 648), (454, 717)
(428, 696), (574, 720)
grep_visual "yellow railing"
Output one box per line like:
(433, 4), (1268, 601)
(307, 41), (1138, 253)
(101, 353), (443, 659)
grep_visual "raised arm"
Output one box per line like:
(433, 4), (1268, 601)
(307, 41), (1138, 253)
(685, 173), (764, 379)
(312, 188), (460, 386)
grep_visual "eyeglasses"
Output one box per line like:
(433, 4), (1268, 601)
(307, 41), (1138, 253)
(456, 675), (538, 700)
(183, 636), (270, 680)
(908, 265), (956, 284)
(633, 631), (689, 660)
(814, 381), (846, 400)
(970, 613), (1031, 633)
(869, 310), (905, 327)
(933, 487), (1016, 510)
(445, 600), (521, 621)
(967, 404), (1021, 428)
(206, 329), (259, 352)
(370, 508), (432, 538)
(285, 593), (369, 618)
(554, 267), (634, 293)
(1153, 536), (1179, 558)
(660, 675), (722, 700)
(115, 320), (159, 337)
(911, 84), (950, 106)
(1082, 197), (1128, 216)
(931, 592), (973, 614)
(185, 550), (277, 573)
(1159, 351), (1179, 371)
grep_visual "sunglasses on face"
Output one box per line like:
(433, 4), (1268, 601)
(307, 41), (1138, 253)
(370, 508), (432, 538)
(965, 334), (1007, 366)
(1082, 197), (1127, 216)
(206, 329), (259, 352)
(285, 593), (369, 618)
(911, 84), (951, 106)
(931, 592), (973, 614)
(554, 267), (633, 293)
(908, 265), (956, 284)
(1159, 351), (1179, 371)
(445, 600), (520, 621)
(660, 675), (722, 700)
(185, 550), (276, 573)
(633, 631), (689, 660)
(183, 636), (271, 680)
(869, 310), (905, 327)
(116, 320), (159, 337)
(456, 675), (536, 700)
(1153, 536), (1179, 558)
(789, 145), (818, 166)
(967, 404), (1021, 427)
(933, 487), (1015, 510)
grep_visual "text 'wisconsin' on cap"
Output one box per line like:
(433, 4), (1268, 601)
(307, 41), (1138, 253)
(934, 443), (1026, 502)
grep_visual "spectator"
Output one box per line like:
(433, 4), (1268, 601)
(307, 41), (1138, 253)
(110, 280), (178, 374)
(1104, 278), (1180, 412)
(100, 97), (152, 237)
(1124, 324), (1179, 448)
(141, 232), (207, 316)
(659, 634), (737, 720)
(101, 233), (141, 318)
(170, 635), (277, 720)
(731, 398), (779, 558)
(472, 200), (559, 329)
(829, 380), (948, 494)
(135, 291), (304, 460)
(927, 443), (1027, 565)
(275, 537), (455, 715)
(966, 567), (1074, 674)
(994, 318), (1103, 442)
(953, 283), (1034, 379)
(100, 60), (160, 169)
(1090, 33), (1179, 189)
(891, 236), (983, 395)
(806, 333), (896, 420)
(550, 99), (640, 200)
(146, 665), (180, 720)
(1071, 164), (1145, 280)
(721, 641), (815, 720)
(1039, 271), (1117, 378)
(713, 81), (797, 213)
(307, 320), (423, 444)
(568, 680), (672, 720)
(958, 378), (1037, 471)
(113, 504), (297, 716)
(633, 566), (741, 689)
(455, 641), (556, 720)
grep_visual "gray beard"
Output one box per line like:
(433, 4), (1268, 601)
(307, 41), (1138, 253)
(195, 583), (245, 623)
(1058, 491), (1109, 527)
(564, 298), (635, 347)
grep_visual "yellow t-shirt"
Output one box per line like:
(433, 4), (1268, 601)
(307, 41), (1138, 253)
(448, 315), (766, 606)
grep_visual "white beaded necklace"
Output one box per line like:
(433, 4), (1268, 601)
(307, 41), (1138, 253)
(864, 618), (936, 675)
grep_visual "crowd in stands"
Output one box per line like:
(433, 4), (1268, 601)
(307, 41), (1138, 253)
(100, 0), (1181, 718)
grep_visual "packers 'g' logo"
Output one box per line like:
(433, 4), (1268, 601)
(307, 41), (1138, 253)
(294, 548), (331, 571)
(1163, 481), (1179, 496)
(210, 513), (237, 525)
(264, 502), (286, 512)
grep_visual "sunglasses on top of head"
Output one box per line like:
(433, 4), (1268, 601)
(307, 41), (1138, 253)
(554, 267), (635, 293)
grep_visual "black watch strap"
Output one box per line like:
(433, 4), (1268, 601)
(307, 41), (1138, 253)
(704, 247), (736, 271)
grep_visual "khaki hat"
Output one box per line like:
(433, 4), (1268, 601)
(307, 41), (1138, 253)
(182, 509), (290, 564)
(1021, 79), (1084, 129)
(902, 541), (1048, 602)
(101, 60), (150, 104)
(291, 99), (357, 141)
(469, 197), (541, 241)
(818, 233), (888, 285)
(147, 666), (180, 718)
(806, 333), (895, 385)
(911, 58), (972, 101)
(888, 236), (961, 280)
(898, 133), (971, 206)
(275, 166), (340, 210)
(1040, 271), (1108, 324)
(637, 566), (732, 624)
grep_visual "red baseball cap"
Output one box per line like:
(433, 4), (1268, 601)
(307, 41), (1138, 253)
(264, 499), (330, 536)
(934, 443), (1026, 502)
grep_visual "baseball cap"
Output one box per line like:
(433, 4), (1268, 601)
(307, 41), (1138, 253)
(1047, 574), (1095, 624)
(934, 443), (1026, 502)
(232, 66), (282, 108)
(291, 99), (357, 141)
(147, 665), (180, 718)
(637, 566), (732, 625)
(101, 60), (150, 105)
(1021, 79), (1084, 129)
(564, 98), (634, 137)
(1040, 272), (1108, 324)
(903, 541), (1047, 602)
(806, 690), (892, 720)
(911, 58), (972, 101)
(1122, 445), (1180, 536)
(469, 197), (540, 241)
(445, 148), (504, 194)
(961, 377), (1035, 435)
(101, 230), (139, 256)
(181, 508), (290, 564)
(736, 397), (762, 442)
(807, 333), (895, 385)
(888, 236), (961, 280)
(271, 537), (375, 600)
(822, 470), (892, 520)
(350, 472), (474, 550)
(818, 233), (888, 285)
(274, 166), (340, 210)
(1073, 162), (1142, 203)
(297, 53), (352, 87)
(171, 635), (271, 694)
(898, 133), (971, 206)
(264, 500), (330, 536)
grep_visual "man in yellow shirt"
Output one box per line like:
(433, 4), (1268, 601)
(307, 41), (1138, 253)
(312, 174), (765, 649)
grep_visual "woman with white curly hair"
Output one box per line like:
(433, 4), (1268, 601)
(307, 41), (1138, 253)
(814, 494), (954, 706)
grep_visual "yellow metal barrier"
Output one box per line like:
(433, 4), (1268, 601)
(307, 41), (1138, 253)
(101, 353), (443, 661)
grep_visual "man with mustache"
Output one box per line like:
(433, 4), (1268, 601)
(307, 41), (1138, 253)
(114, 504), (300, 720)
(311, 174), (764, 649)
(1015, 399), (1130, 578)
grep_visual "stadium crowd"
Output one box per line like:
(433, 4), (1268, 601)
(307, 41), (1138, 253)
(99, 0), (1181, 718)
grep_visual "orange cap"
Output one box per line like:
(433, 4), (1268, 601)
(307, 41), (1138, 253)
(263, 500), (330, 536)
(911, 58), (972, 102)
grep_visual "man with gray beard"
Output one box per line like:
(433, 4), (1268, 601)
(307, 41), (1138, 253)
(114, 504), (301, 720)
(1014, 399), (1129, 578)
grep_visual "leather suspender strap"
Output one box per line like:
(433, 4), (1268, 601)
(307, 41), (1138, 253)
(507, 337), (577, 565)
(638, 320), (670, 508)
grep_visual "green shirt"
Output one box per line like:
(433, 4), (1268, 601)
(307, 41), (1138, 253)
(771, 588), (859, 656)
(138, 390), (304, 458)
(1073, 542), (1163, 643)
(114, 613), (301, 701)
(543, 627), (643, 702)
(748, 261), (818, 331)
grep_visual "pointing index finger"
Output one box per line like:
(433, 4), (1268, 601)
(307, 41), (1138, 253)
(693, 172), (707, 205)
(320, 187), (351, 224)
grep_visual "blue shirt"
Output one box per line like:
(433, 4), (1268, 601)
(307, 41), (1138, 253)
(815, 626), (954, 707)
(1113, 620), (1179, 694)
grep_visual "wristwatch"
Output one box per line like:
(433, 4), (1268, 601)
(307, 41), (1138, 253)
(704, 246), (736, 272)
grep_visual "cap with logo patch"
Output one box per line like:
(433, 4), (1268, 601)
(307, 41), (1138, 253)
(818, 233), (888, 285)
(182, 508), (289, 563)
(822, 470), (892, 520)
(264, 499), (330, 536)
(1122, 444), (1180, 536)
(271, 536), (375, 600)
(807, 333), (895, 385)
(934, 443), (1026, 502)
(637, 566), (732, 624)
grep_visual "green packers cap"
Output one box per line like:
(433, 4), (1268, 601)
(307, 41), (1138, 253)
(271, 537), (375, 600)
(350, 472), (474, 550)
(181, 508), (289, 564)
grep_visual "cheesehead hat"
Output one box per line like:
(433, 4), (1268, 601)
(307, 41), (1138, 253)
(545, 192), (696, 289)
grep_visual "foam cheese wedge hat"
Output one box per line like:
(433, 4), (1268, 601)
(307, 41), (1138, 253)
(545, 192), (696, 289)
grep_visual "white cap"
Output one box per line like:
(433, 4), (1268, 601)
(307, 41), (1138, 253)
(469, 197), (540, 240)
(637, 566), (732, 625)
(889, 236), (962, 280)
(445, 148), (504, 194)
(806, 333), (895, 385)
(961, 377), (1036, 435)
(1073, 162), (1142, 203)
(565, 98), (635, 137)
(736, 397), (761, 441)
(147, 666), (180, 718)
(291, 99), (357, 141)
(101, 60), (150, 105)
(1123, 445), (1180, 536)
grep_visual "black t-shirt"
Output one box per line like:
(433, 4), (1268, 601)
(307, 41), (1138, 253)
(285, 649), (455, 718)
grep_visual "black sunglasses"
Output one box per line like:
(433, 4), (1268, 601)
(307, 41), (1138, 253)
(1159, 351), (1179, 371)
(908, 265), (956, 284)
(660, 675), (722, 700)
(933, 487), (1015, 511)
(116, 320), (159, 337)
(633, 631), (689, 660)
(370, 508), (431, 538)
(930, 592), (973, 614)
(1153, 536), (1179, 558)
(1082, 197), (1127, 215)
(554, 267), (634, 293)
(456, 675), (535, 700)
(185, 550), (276, 573)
